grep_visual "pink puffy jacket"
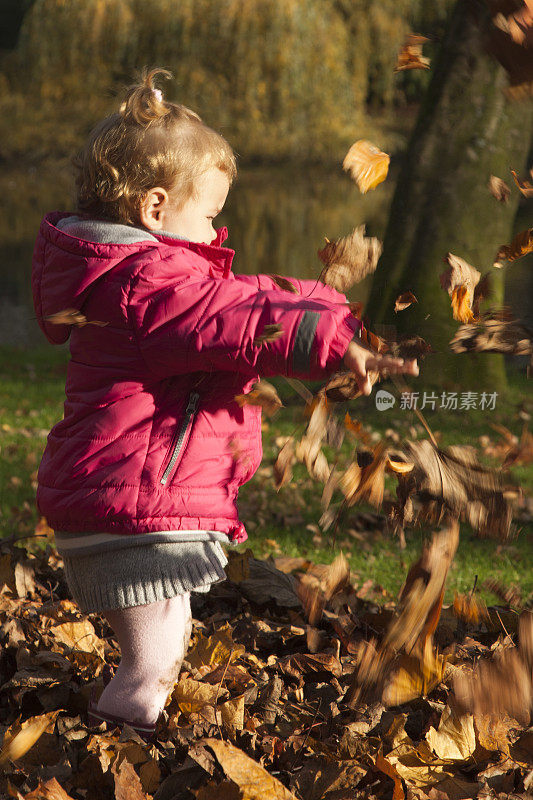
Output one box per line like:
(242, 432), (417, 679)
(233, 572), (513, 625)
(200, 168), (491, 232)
(32, 213), (361, 543)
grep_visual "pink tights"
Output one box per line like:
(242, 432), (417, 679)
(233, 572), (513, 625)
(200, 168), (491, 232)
(97, 593), (192, 726)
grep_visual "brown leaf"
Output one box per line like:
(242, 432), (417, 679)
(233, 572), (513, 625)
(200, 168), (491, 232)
(394, 291), (418, 312)
(111, 758), (149, 800)
(273, 437), (295, 490)
(511, 168), (533, 197)
(253, 324), (283, 347)
(489, 174), (511, 202)
(495, 226), (533, 264)
(206, 738), (299, 800)
(342, 140), (390, 193)
(22, 778), (76, 800)
(395, 33), (431, 72)
(44, 308), (107, 328)
(454, 611), (533, 724)
(279, 652), (342, 680)
(318, 226), (382, 291)
(375, 751), (405, 800)
(450, 310), (533, 358)
(234, 380), (282, 417)
(268, 275), (299, 294)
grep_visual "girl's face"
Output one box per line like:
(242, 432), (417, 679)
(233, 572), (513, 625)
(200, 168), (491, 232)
(163, 167), (230, 244)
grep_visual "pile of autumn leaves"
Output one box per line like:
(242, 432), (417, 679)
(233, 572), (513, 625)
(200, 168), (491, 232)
(0, 524), (531, 800)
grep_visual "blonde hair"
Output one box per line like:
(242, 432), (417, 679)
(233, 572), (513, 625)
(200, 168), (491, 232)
(74, 68), (237, 225)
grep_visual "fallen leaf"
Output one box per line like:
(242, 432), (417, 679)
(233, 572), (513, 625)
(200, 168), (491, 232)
(111, 757), (149, 800)
(318, 226), (382, 291)
(22, 778), (76, 800)
(187, 625), (245, 670)
(342, 140), (390, 194)
(0, 710), (60, 765)
(426, 706), (476, 762)
(206, 738), (298, 800)
(173, 677), (225, 716)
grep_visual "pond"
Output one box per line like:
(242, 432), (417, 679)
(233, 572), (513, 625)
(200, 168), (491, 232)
(0, 162), (531, 353)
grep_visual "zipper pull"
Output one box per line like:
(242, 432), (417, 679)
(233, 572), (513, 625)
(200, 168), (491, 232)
(187, 392), (200, 413)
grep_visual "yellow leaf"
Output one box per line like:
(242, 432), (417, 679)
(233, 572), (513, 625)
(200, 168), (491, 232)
(186, 624), (245, 670)
(220, 694), (245, 732)
(0, 711), (60, 765)
(426, 706), (476, 762)
(343, 140), (390, 194)
(172, 677), (223, 716)
(49, 619), (105, 659)
(206, 738), (299, 800)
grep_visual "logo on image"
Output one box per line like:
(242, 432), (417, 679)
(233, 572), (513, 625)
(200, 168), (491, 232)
(375, 389), (395, 411)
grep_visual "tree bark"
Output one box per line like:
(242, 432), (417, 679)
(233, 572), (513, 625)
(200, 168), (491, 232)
(366, 0), (533, 389)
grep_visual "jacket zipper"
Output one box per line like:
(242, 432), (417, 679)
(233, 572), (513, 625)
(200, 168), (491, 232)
(160, 392), (200, 485)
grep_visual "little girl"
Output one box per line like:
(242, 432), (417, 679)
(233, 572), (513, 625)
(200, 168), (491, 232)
(32, 69), (418, 739)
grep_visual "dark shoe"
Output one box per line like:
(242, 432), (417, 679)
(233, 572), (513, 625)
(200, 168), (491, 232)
(87, 701), (157, 743)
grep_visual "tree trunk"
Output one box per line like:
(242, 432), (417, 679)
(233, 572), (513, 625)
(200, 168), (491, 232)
(366, 0), (533, 390)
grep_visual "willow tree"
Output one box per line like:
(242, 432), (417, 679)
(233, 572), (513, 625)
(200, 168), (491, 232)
(365, 0), (532, 389)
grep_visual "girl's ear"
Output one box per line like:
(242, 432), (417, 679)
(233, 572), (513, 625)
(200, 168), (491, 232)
(140, 188), (169, 230)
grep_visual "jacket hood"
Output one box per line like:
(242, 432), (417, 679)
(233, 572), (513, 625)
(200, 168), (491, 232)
(32, 212), (231, 344)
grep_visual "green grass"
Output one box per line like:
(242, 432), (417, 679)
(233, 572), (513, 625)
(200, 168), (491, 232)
(0, 345), (531, 606)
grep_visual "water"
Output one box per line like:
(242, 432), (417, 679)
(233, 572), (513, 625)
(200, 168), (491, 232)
(0, 161), (531, 348)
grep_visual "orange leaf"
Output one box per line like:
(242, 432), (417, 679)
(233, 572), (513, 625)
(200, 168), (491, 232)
(511, 168), (533, 198)
(395, 33), (431, 72)
(495, 227), (533, 264)
(451, 285), (475, 323)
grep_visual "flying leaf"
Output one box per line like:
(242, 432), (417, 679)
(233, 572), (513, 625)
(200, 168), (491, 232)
(488, 174), (511, 202)
(495, 226), (533, 264)
(268, 275), (299, 294)
(318, 226), (382, 291)
(395, 33), (431, 72)
(450, 311), (533, 359)
(511, 168), (533, 197)
(253, 324), (283, 347)
(44, 309), (107, 327)
(342, 140), (390, 194)
(394, 291), (418, 312)
(382, 644), (446, 706)
(274, 437), (295, 489)
(453, 592), (489, 624)
(439, 252), (488, 322)
(234, 380), (282, 417)
(451, 285), (475, 323)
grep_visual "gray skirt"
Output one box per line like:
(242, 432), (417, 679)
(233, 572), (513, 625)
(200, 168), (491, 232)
(60, 537), (228, 614)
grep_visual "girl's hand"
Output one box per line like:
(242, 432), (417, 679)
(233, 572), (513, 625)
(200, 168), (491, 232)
(343, 339), (419, 397)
